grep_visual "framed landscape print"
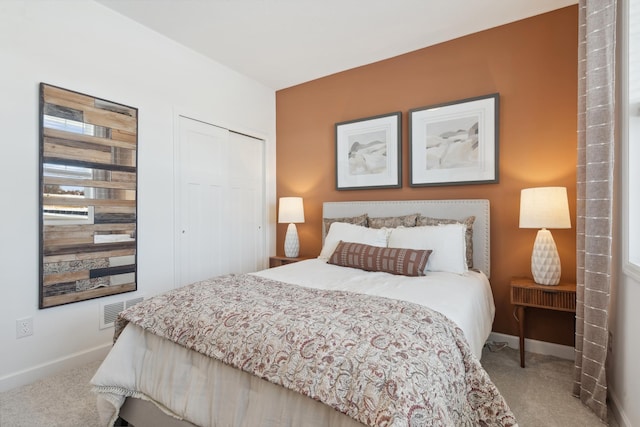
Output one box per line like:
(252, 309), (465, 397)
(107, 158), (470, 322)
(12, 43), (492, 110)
(335, 112), (402, 190)
(409, 93), (499, 187)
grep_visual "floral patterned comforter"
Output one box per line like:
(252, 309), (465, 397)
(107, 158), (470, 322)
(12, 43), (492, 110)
(115, 273), (516, 427)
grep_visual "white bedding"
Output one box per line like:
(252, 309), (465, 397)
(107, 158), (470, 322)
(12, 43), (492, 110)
(253, 258), (495, 359)
(92, 260), (496, 426)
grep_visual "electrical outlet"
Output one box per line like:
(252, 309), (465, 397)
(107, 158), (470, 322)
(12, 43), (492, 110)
(16, 317), (33, 339)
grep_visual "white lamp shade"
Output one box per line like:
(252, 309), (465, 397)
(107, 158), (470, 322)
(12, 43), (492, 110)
(519, 187), (571, 229)
(278, 197), (305, 224)
(519, 187), (571, 286)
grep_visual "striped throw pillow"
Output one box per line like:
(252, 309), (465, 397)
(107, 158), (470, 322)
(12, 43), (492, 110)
(328, 241), (432, 277)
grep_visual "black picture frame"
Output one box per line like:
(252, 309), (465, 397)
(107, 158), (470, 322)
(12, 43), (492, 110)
(409, 93), (499, 187)
(335, 111), (402, 190)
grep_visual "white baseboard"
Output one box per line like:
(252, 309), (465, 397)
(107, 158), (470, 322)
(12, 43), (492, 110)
(608, 384), (632, 427)
(0, 343), (111, 392)
(488, 332), (575, 360)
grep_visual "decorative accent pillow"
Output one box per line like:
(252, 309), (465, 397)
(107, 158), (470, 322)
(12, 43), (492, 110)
(367, 213), (418, 229)
(318, 222), (389, 260)
(323, 214), (368, 237)
(416, 215), (475, 268)
(328, 241), (432, 277)
(388, 224), (468, 274)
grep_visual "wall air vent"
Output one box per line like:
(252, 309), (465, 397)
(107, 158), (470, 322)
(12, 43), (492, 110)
(125, 296), (144, 309)
(100, 296), (144, 329)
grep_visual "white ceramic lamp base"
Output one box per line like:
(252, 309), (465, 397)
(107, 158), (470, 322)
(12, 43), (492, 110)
(531, 228), (561, 285)
(284, 223), (300, 258)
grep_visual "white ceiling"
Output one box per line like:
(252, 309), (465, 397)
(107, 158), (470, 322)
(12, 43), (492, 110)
(95, 0), (577, 90)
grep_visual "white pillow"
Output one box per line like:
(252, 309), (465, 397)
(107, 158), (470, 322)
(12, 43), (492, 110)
(388, 224), (468, 274)
(318, 222), (389, 260)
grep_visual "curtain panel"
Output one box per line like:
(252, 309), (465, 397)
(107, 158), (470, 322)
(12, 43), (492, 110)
(574, 0), (616, 421)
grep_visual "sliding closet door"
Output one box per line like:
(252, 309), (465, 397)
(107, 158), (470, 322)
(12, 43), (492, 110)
(176, 116), (265, 287)
(227, 131), (265, 274)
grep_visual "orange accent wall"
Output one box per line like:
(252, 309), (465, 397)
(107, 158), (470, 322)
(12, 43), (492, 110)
(275, 6), (578, 346)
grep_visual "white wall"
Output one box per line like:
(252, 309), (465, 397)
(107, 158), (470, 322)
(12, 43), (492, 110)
(609, 1), (640, 424)
(0, 0), (276, 391)
(609, 276), (640, 427)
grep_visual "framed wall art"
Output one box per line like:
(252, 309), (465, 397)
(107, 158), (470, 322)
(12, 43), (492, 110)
(39, 83), (138, 308)
(335, 112), (401, 190)
(409, 93), (499, 187)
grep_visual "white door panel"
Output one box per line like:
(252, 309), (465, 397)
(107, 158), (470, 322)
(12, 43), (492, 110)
(176, 117), (265, 287)
(228, 131), (265, 275)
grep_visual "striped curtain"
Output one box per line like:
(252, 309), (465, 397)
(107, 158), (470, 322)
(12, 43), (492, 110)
(573, 0), (616, 421)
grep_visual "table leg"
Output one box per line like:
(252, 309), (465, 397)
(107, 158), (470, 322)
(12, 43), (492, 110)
(517, 305), (525, 368)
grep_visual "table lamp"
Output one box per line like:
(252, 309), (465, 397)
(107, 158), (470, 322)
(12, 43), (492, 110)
(278, 197), (305, 258)
(519, 187), (571, 285)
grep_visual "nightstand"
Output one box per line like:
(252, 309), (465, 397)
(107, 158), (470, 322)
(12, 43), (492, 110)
(510, 277), (577, 368)
(269, 256), (307, 268)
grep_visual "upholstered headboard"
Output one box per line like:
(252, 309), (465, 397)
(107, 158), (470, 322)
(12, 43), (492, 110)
(322, 199), (490, 278)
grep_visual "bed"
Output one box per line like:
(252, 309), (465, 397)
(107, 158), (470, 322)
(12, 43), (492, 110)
(91, 199), (516, 426)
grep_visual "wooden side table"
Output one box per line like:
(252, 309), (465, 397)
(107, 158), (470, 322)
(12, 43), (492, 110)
(510, 277), (576, 368)
(269, 256), (307, 268)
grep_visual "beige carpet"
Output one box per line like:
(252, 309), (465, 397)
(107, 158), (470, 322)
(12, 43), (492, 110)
(0, 346), (614, 427)
(0, 359), (103, 427)
(481, 345), (614, 427)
